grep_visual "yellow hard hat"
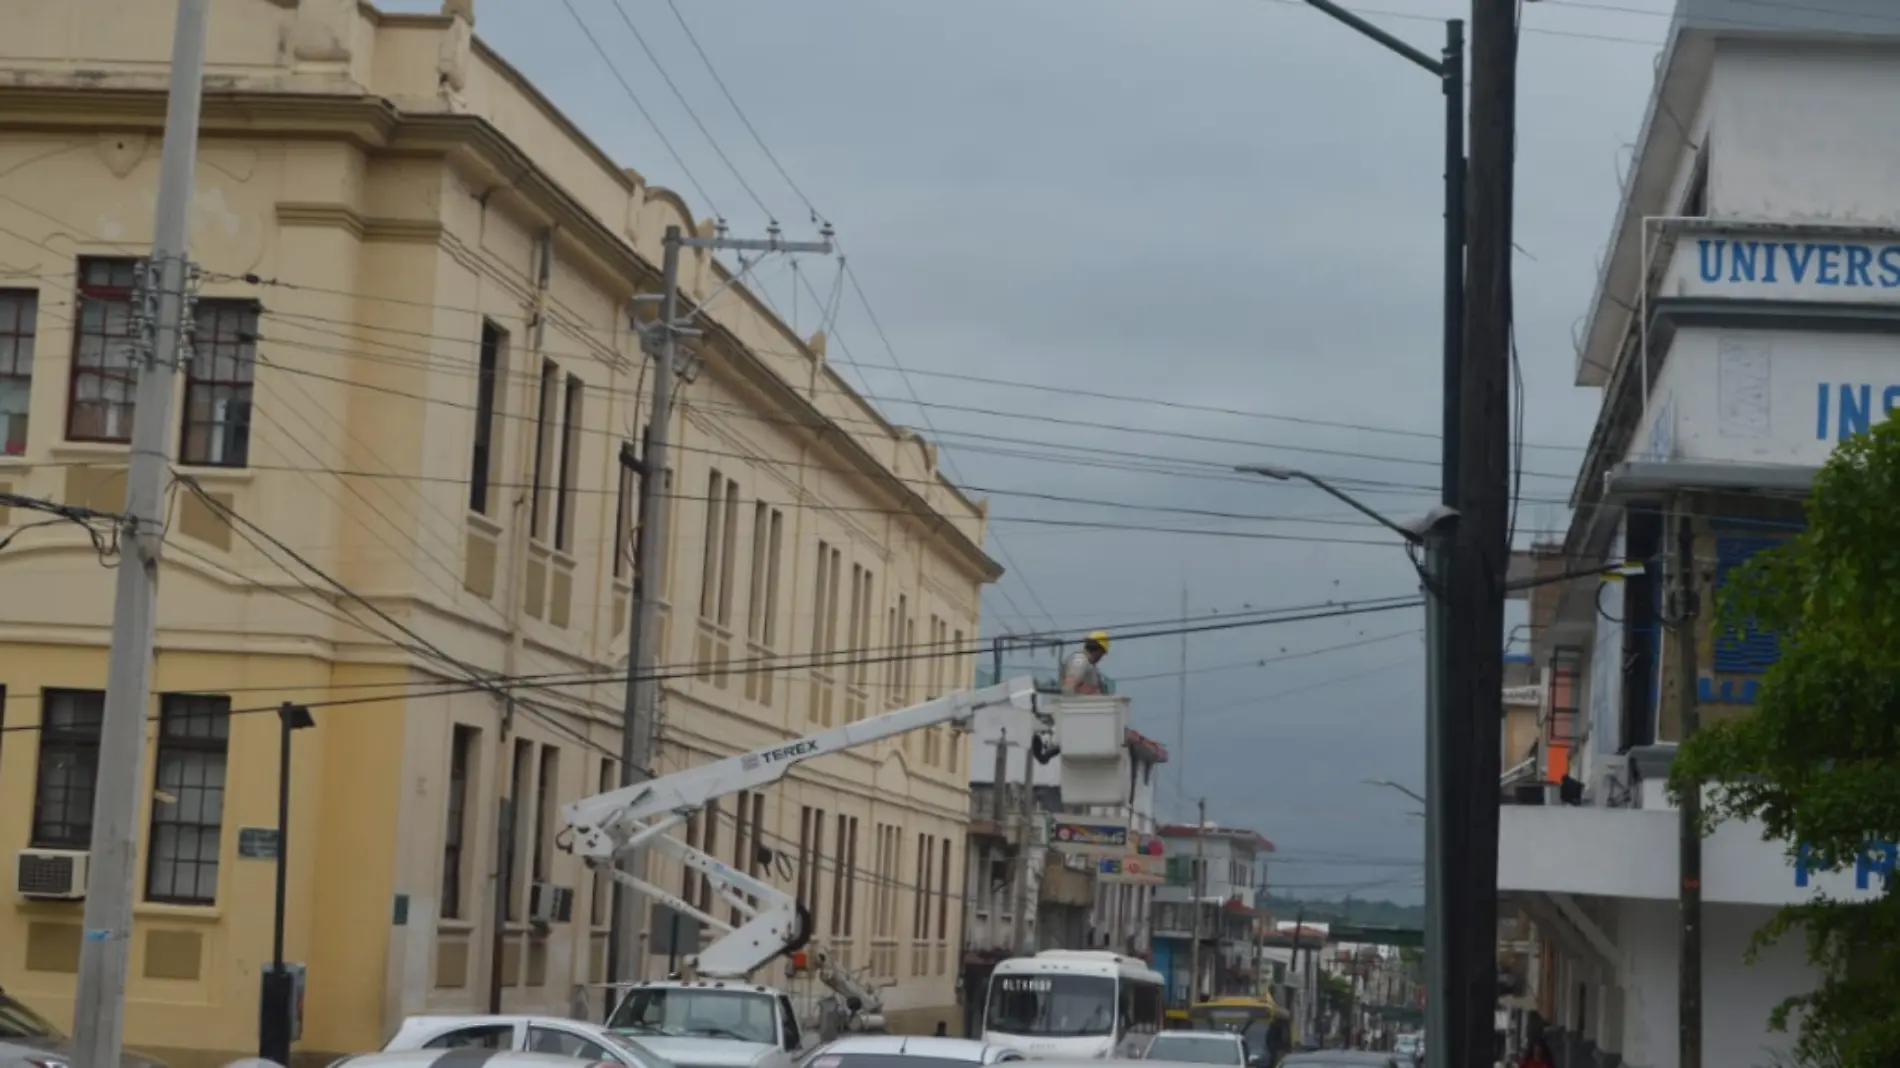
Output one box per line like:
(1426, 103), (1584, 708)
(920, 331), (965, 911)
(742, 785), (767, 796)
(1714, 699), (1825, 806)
(1086, 630), (1111, 651)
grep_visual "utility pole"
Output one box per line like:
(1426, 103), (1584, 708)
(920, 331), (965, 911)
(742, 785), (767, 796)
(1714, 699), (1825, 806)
(1668, 502), (1703, 1068)
(1187, 798), (1207, 1003)
(1289, 908), (1307, 1041)
(610, 223), (831, 987)
(1010, 739), (1037, 953)
(1450, 0), (1519, 1064)
(71, 4), (209, 1066)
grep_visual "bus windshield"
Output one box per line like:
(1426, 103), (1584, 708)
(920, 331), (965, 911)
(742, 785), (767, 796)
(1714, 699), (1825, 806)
(985, 974), (1117, 1037)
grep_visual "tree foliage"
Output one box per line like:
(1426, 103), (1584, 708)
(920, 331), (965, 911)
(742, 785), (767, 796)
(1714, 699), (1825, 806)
(1670, 417), (1900, 1067)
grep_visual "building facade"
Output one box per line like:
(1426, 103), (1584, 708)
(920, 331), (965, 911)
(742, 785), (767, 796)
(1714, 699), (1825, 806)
(1151, 823), (1272, 1005)
(0, 1), (997, 1062)
(1500, 2), (1900, 1066)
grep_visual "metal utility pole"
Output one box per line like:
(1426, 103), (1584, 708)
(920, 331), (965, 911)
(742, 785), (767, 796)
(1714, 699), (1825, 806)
(1420, 513), (1458, 1062)
(71, 3), (209, 1065)
(1453, 0), (1520, 1063)
(1187, 798), (1207, 1003)
(1175, 584), (1189, 818)
(610, 223), (831, 987)
(1668, 503), (1703, 1068)
(1290, 908), (1307, 1039)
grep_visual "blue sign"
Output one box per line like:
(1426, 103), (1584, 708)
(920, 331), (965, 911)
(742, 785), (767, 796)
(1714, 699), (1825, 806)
(1696, 238), (1900, 289)
(1795, 842), (1895, 890)
(1697, 676), (1760, 705)
(1814, 382), (1900, 441)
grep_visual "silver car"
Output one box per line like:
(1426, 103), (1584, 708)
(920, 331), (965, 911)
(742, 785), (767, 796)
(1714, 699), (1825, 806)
(797, 1036), (1026, 1068)
(0, 989), (169, 1068)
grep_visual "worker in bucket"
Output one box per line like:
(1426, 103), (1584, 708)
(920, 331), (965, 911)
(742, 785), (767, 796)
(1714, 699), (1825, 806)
(1061, 630), (1110, 695)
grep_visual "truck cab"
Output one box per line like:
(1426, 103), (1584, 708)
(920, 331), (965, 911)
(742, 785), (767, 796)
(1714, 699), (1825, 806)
(605, 979), (803, 1068)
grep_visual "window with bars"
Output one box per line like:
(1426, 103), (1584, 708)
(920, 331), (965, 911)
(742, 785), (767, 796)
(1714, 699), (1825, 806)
(0, 290), (37, 455)
(31, 689), (105, 849)
(145, 694), (231, 905)
(178, 300), (258, 468)
(442, 725), (480, 920)
(469, 321), (507, 516)
(66, 257), (142, 443)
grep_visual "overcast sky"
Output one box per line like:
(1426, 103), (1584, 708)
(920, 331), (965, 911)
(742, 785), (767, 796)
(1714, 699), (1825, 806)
(395, 0), (1679, 904)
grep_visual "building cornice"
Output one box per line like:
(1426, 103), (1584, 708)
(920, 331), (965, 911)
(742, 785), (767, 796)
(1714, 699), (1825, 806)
(0, 84), (1001, 583)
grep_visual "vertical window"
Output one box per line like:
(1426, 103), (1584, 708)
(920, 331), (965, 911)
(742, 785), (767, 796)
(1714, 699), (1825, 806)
(697, 799), (719, 914)
(507, 739), (532, 922)
(554, 375), (583, 552)
(529, 360), (558, 541)
(937, 836), (952, 940)
(591, 757), (615, 926)
(145, 694), (231, 905)
(700, 472), (740, 624)
(469, 321), (506, 515)
(532, 745), (560, 883)
(809, 809), (827, 925)
(443, 725), (480, 920)
(797, 805), (815, 906)
(66, 257), (142, 443)
(30, 688), (105, 848)
(830, 812), (849, 937)
(178, 300), (258, 468)
(0, 290), (37, 455)
(730, 789), (753, 925)
(843, 816), (860, 938)
(614, 442), (636, 580)
(746, 503), (785, 646)
(913, 833), (929, 939)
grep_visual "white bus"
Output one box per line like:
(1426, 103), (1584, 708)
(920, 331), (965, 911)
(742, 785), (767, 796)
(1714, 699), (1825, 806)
(981, 950), (1165, 1059)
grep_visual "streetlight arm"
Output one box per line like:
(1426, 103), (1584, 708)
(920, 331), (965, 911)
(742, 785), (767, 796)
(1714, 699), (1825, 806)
(1362, 778), (1427, 805)
(1235, 465), (1423, 545)
(1302, 0), (1443, 75)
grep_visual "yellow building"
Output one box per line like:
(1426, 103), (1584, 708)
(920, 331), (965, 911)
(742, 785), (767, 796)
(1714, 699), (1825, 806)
(0, 1), (998, 1063)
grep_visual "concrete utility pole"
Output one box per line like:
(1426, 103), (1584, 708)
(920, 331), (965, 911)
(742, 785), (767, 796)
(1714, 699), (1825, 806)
(1010, 740), (1037, 953)
(71, 3), (209, 1065)
(1187, 798), (1207, 1003)
(1449, 0), (1519, 1064)
(1668, 502), (1703, 1068)
(610, 223), (833, 986)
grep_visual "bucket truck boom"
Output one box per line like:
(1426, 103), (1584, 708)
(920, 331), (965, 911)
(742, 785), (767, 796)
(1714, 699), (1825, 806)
(560, 676), (1046, 986)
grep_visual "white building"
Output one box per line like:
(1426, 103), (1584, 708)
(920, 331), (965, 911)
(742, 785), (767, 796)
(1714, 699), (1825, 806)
(1504, 2), (1900, 1066)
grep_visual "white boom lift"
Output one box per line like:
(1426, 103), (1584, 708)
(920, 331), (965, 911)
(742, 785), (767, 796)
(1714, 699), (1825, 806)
(559, 676), (1050, 1028)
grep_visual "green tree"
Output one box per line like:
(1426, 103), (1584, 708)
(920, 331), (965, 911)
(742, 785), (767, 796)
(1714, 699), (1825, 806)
(1671, 417), (1900, 1067)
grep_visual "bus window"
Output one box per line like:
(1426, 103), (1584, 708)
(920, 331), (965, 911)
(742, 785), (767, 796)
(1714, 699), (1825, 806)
(1131, 980), (1164, 1033)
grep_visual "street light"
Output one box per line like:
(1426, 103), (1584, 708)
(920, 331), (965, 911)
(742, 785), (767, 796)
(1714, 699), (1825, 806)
(1296, 0), (1464, 510)
(1235, 464), (1456, 1066)
(260, 701), (315, 1067)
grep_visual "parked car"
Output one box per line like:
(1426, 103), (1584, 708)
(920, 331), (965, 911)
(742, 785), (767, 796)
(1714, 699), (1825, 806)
(383, 1015), (674, 1068)
(1278, 1052), (1408, 1068)
(1142, 1032), (1250, 1066)
(0, 987), (170, 1068)
(797, 1036), (1024, 1068)
(330, 1052), (616, 1068)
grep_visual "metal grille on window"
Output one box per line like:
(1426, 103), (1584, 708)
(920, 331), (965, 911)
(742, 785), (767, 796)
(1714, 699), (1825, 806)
(180, 301), (257, 467)
(31, 689), (105, 848)
(146, 694), (231, 904)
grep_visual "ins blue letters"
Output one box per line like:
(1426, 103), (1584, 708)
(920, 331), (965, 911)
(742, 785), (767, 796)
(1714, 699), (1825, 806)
(1700, 239), (1900, 289)
(1815, 383), (1900, 440)
(1796, 842), (1897, 889)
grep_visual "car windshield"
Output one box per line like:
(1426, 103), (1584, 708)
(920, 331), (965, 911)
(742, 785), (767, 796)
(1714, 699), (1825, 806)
(609, 987), (778, 1045)
(0, 995), (63, 1040)
(1147, 1035), (1243, 1064)
(984, 974), (1116, 1038)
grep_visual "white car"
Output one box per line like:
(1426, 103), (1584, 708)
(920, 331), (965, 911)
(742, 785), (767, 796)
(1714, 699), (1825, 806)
(333, 1052), (606, 1068)
(1141, 1032), (1250, 1066)
(606, 981), (803, 1068)
(383, 1015), (674, 1068)
(798, 1036), (1026, 1067)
